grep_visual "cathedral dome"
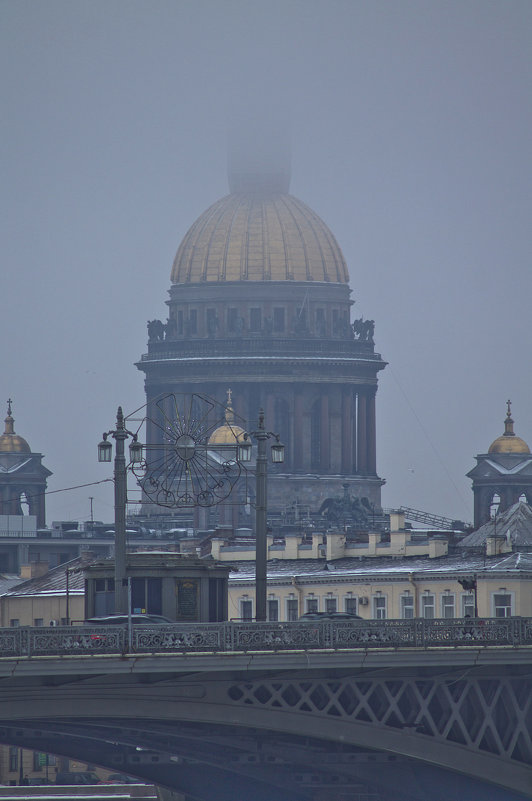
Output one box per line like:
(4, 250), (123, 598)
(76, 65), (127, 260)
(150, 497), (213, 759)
(488, 402), (530, 455)
(171, 192), (349, 285)
(0, 402), (31, 453)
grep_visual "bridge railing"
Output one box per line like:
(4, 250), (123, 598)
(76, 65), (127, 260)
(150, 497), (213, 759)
(1, 618), (532, 658)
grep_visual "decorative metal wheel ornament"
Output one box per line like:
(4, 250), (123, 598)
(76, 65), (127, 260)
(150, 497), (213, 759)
(131, 393), (247, 508)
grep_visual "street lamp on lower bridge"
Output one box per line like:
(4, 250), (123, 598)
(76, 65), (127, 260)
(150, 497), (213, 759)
(237, 409), (284, 622)
(97, 406), (143, 614)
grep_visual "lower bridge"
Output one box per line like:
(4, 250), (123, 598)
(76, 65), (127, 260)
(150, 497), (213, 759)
(0, 619), (530, 801)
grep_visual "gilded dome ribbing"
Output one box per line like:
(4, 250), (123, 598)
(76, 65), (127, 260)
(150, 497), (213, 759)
(0, 401), (31, 453)
(171, 192), (349, 285)
(488, 401), (530, 455)
(208, 389), (247, 446)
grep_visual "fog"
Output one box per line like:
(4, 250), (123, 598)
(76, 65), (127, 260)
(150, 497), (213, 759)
(2, 0), (531, 526)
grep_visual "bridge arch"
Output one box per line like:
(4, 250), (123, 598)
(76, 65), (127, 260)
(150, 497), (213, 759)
(0, 652), (530, 800)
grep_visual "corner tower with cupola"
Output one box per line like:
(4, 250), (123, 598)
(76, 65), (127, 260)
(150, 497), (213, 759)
(137, 151), (386, 520)
(467, 401), (532, 528)
(0, 400), (52, 528)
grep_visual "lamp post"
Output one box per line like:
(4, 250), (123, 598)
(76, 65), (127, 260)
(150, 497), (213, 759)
(98, 406), (143, 615)
(237, 409), (284, 621)
(458, 576), (478, 618)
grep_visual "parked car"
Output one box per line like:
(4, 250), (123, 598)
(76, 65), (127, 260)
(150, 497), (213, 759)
(83, 614), (174, 625)
(56, 772), (100, 785)
(298, 611), (362, 621)
(103, 773), (145, 784)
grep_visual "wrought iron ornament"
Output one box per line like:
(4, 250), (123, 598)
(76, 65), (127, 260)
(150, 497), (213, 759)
(132, 393), (246, 508)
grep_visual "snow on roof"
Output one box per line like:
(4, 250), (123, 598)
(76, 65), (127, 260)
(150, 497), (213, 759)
(461, 501), (532, 547)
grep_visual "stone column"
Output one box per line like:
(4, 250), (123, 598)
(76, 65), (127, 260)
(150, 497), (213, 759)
(294, 391), (304, 471)
(351, 399), (357, 474)
(29, 488), (46, 529)
(366, 389), (377, 475)
(266, 393), (275, 434)
(341, 389), (353, 474)
(357, 391), (367, 475)
(320, 394), (330, 472)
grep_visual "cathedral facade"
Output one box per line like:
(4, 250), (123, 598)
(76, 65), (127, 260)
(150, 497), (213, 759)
(137, 163), (386, 520)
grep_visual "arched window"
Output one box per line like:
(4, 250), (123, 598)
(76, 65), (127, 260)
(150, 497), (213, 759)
(19, 491), (30, 515)
(519, 492), (528, 504)
(310, 399), (321, 470)
(490, 492), (501, 518)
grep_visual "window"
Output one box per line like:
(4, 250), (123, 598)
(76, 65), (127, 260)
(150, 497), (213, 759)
(286, 598), (299, 621)
(227, 308), (238, 333)
(315, 308), (326, 335)
(206, 308), (218, 335)
(94, 577), (116, 616)
(461, 593), (475, 617)
(493, 593), (512, 618)
(187, 309), (197, 334)
(10, 619), (19, 628)
(240, 599), (253, 621)
(131, 577), (163, 616)
(34, 618), (44, 627)
(306, 597), (318, 613)
(421, 594), (435, 619)
(177, 309), (183, 335)
(33, 752), (44, 772)
(9, 747), (18, 772)
(401, 594), (414, 619)
(267, 599), (279, 622)
(441, 593), (455, 618)
(325, 597), (337, 614)
(344, 596), (357, 615)
(373, 595), (386, 620)
(273, 307), (285, 332)
(249, 308), (262, 332)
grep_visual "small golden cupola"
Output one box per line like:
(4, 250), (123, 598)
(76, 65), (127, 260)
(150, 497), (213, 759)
(0, 399), (31, 453)
(208, 389), (247, 446)
(488, 400), (530, 454)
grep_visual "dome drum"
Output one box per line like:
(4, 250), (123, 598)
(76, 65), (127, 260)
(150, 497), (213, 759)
(160, 281), (359, 345)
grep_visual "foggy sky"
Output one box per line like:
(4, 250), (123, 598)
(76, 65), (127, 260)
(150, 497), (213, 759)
(1, 0), (531, 527)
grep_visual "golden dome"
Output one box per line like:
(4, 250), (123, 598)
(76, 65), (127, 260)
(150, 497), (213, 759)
(171, 192), (349, 285)
(488, 401), (530, 454)
(208, 390), (247, 446)
(0, 401), (31, 453)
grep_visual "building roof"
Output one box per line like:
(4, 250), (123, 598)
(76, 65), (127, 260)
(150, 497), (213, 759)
(460, 501), (532, 548)
(0, 574), (27, 595)
(2, 555), (90, 598)
(171, 191), (349, 285)
(228, 551), (532, 586)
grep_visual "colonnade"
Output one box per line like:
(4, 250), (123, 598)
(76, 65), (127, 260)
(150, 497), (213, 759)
(145, 384), (378, 478)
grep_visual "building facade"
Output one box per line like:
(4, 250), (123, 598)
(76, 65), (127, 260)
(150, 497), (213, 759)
(136, 162), (386, 523)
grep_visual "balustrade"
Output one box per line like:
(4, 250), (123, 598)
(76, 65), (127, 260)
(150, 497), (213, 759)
(0, 617), (531, 658)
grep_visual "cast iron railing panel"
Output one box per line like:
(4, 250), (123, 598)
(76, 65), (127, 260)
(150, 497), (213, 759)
(0, 618), (531, 657)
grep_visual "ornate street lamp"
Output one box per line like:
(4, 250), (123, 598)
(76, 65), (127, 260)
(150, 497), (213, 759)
(458, 576), (478, 618)
(240, 410), (284, 621)
(97, 406), (142, 615)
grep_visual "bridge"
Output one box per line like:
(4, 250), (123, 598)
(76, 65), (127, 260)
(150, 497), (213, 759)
(0, 619), (530, 801)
